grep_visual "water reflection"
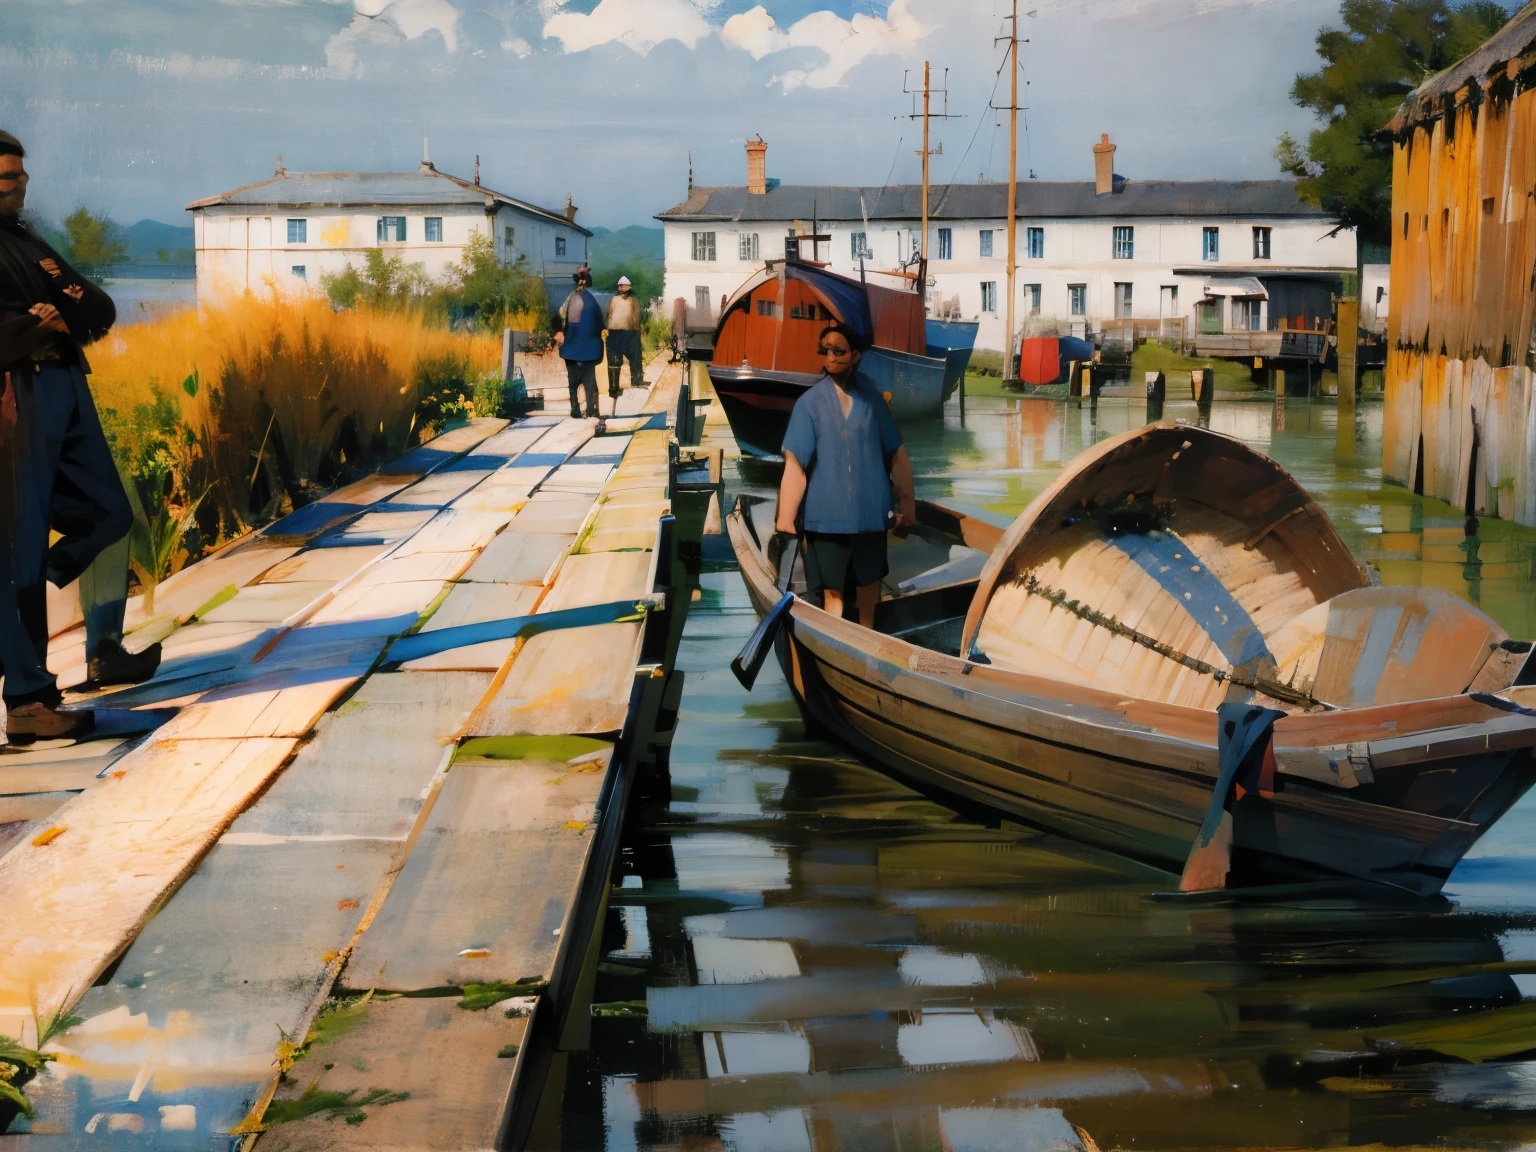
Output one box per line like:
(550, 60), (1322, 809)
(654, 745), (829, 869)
(563, 395), (1536, 1151)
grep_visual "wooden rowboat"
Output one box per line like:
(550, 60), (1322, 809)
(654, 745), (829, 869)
(726, 422), (1536, 896)
(708, 260), (949, 459)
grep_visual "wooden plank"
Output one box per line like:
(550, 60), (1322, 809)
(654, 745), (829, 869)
(320, 508), (436, 546)
(0, 736), (299, 1042)
(305, 580), (448, 635)
(122, 542), (301, 633)
(256, 997), (528, 1152)
(467, 622), (642, 737)
(154, 671), (358, 741)
(538, 463), (615, 494)
(394, 510), (513, 556)
(353, 551), (477, 586)
(506, 493), (596, 534)
(385, 469), (491, 508)
(197, 581), (336, 624)
(537, 552), (653, 614)
(37, 671), (494, 1140)
(579, 527), (663, 553)
(345, 747), (611, 991)
(258, 545), (390, 584)
(400, 638), (517, 673)
(452, 471), (543, 514)
(422, 582), (543, 633)
(382, 418), (507, 476)
(460, 532), (574, 586)
(0, 792), (74, 825)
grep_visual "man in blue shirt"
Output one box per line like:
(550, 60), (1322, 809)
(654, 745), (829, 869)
(554, 267), (604, 418)
(775, 322), (916, 627)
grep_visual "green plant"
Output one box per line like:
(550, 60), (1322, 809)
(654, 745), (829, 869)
(263, 1085), (409, 1127)
(641, 311), (673, 361)
(321, 249), (433, 311)
(60, 206), (127, 275)
(129, 489), (206, 615)
(0, 1006), (83, 1131)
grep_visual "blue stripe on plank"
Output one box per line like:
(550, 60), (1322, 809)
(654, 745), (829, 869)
(1110, 529), (1272, 671)
(513, 452), (574, 467)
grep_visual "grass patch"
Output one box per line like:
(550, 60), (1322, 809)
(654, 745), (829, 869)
(302, 995), (375, 1052)
(1131, 342), (1259, 392)
(456, 735), (613, 763)
(497, 1044), (521, 1059)
(264, 1085), (410, 1127)
(459, 977), (546, 1011)
(591, 1000), (648, 1018)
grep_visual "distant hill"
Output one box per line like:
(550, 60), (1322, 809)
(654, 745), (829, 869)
(122, 219), (194, 264)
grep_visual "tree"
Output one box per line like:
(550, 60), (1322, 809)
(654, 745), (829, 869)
(440, 232), (546, 329)
(320, 248), (431, 311)
(590, 258), (662, 307)
(60, 206), (127, 275)
(1283, 0), (1510, 248)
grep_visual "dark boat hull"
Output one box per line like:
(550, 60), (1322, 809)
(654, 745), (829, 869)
(925, 318), (980, 400)
(727, 505), (1536, 897)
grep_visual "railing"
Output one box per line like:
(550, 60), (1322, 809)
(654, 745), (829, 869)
(1099, 317), (1186, 343)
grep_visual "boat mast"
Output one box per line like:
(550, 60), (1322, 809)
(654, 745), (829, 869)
(1004, 0), (1019, 383)
(922, 58), (931, 289)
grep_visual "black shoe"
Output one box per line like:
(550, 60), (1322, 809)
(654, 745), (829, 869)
(5, 701), (95, 744)
(88, 639), (162, 687)
(570, 404), (582, 418)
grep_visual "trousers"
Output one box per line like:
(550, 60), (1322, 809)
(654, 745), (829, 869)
(1, 364), (132, 705)
(606, 330), (643, 396)
(565, 359), (599, 416)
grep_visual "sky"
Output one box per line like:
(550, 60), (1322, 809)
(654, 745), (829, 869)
(0, 0), (1431, 230)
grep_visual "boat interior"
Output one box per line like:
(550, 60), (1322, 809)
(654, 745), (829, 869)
(734, 424), (1536, 715)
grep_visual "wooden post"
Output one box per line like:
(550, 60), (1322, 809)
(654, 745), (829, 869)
(1146, 370), (1165, 422)
(1336, 296), (1359, 460)
(501, 327), (514, 383)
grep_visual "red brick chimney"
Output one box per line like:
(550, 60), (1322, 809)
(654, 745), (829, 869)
(1093, 133), (1116, 196)
(746, 136), (768, 196)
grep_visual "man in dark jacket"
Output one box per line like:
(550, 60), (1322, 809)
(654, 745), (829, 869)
(554, 266), (604, 418)
(0, 129), (156, 742)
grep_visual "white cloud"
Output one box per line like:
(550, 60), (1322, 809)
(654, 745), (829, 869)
(385, 0), (460, 51)
(543, 0), (713, 55)
(720, 0), (928, 90)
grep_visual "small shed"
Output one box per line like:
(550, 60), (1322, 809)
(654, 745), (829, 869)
(1382, 1), (1536, 523)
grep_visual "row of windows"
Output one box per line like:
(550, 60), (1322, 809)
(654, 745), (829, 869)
(282, 217), (567, 256)
(975, 281), (1159, 318)
(689, 225), (1275, 263)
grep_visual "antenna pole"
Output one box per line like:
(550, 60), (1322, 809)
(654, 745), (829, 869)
(922, 60), (931, 280)
(1005, 0), (1019, 384)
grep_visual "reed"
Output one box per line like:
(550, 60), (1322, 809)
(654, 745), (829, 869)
(88, 293), (501, 537)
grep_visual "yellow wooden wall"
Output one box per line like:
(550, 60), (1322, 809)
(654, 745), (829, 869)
(1385, 72), (1536, 523)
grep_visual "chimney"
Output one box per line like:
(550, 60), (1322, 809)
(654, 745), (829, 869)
(746, 136), (768, 196)
(565, 193), (577, 223)
(1093, 133), (1116, 196)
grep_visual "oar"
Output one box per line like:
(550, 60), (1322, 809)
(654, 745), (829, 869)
(385, 595), (662, 665)
(731, 535), (799, 690)
(1179, 702), (1285, 892)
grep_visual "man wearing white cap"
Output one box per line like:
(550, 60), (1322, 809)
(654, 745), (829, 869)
(605, 274), (644, 399)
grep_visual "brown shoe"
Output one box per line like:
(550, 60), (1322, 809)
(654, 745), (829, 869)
(5, 701), (95, 744)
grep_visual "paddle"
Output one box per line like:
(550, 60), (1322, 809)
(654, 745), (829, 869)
(1179, 702), (1285, 892)
(385, 595), (663, 666)
(731, 535), (799, 691)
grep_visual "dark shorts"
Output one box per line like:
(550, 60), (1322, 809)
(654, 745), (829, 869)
(803, 530), (888, 596)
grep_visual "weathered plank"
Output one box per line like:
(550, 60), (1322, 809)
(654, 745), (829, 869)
(353, 551), (477, 586)
(505, 493), (596, 535)
(422, 582), (543, 634)
(467, 622), (642, 737)
(257, 545), (390, 585)
(393, 510), (513, 556)
(197, 581), (336, 625)
(459, 532), (574, 586)
(344, 746), (611, 991)
(0, 736), (298, 1043)
(537, 552), (654, 614)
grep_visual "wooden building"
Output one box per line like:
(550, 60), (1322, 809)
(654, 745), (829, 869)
(1383, 2), (1536, 523)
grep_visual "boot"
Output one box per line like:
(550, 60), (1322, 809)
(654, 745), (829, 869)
(5, 701), (95, 745)
(608, 365), (623, 398)
(88, 638), (162, 688)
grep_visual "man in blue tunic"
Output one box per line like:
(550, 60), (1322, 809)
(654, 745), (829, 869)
(775, 322), (916, 627)
(554, 267), (603, 418)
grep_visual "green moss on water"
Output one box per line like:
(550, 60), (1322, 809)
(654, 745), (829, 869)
(1131, 342), (1258, 392)
(456, 735), (613, 763)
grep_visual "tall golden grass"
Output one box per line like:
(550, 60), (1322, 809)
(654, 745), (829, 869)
(89, 292), (501, 535)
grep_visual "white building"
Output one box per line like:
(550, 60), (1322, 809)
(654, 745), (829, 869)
(188, 156), (590, 305)
(657, 138), (1356, 351)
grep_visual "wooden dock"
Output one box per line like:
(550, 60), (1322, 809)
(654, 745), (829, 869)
(0, 358), (716, 1148)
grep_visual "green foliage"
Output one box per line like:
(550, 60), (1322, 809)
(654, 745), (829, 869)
(321, 248), (433, 311)
(459, 980), (544, 1011)
(60, 206), (127, 274)
(0, 1008), (83, 1127)
(263, 1085), (409, 1127)
(440, 232), (547, 330)
(641, 311), (673, 361)
(590, 259), (662, 307)
(1285, 0), (1511, 246)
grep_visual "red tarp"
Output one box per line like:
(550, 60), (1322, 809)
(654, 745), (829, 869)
(1018, 337), (1061, 385)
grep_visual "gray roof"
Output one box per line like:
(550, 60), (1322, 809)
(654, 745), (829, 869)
(188, 166), (591, 235)
(1386, 0), (1536, 133)
(656, 180), (1328, 224)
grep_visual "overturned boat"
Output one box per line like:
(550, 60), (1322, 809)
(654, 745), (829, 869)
(727, 422), (1536, 897)
(708, 261), (951, 459)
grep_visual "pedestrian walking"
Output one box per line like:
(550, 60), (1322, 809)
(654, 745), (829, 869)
(605, 275), (644, 397)
(775, 322), (916, 628)
(554, 266), (603, 418)
(0, 129), (157, 743)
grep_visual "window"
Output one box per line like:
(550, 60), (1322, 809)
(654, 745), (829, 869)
(740, 232), (760, 261)
(1235, 298), (1262, 331)
(980, 281), (997, 313)
(377, 216), (406, 243)
(504, 225), (515, 247)
(425, 217), (443, 243)
(1115, 282), (1133, 319)
(1252, 226), (1272, 260)
(555, 236), (567, 257)
(850, 231), (871, 260)
(1024, 284), (1041, 315)
(1202, 227), (1219, 261)
(286, 219), (306, 244)
(1112, 226), (1134, 259)
(936, 228), (952, 260)
(1069, 284), (1086, 316)
(694, 286), (711, 312)
(291, 265), (306, 280)
(1026, 227), (1044, 259)
(979, 230), (994, 258)
(755, 298), (776, 317)
(692, 231), (716, 261)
